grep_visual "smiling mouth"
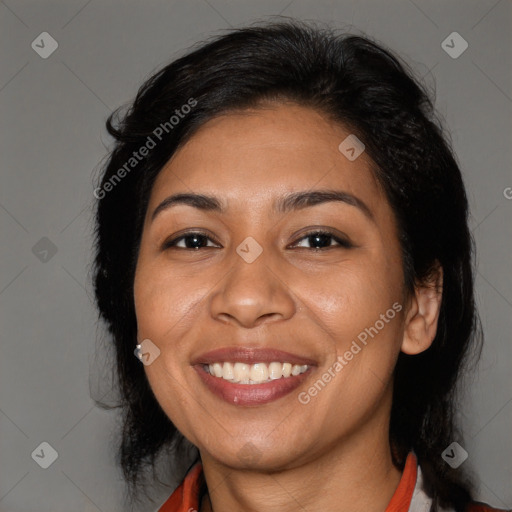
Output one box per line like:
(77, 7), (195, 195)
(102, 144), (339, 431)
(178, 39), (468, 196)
(194, 362), (314, 406)
(191, 346), (316, 405)
(203, 361), (309, 384)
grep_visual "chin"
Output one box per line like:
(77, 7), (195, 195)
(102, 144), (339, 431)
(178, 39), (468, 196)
(203, 438), (308, 472)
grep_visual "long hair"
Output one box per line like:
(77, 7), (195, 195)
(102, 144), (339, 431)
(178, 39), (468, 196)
(92, 18), (483, 511)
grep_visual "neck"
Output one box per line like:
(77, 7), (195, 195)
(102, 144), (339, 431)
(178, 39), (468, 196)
(199, 402), (404, 512)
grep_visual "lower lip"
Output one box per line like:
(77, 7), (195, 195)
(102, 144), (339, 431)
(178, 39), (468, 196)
(193, 365), (312, 406)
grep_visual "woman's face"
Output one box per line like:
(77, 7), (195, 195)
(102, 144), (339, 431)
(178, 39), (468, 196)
(134, 103), (410, 470)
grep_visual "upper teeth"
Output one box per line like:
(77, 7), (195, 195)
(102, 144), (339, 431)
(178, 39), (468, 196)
(205, 362), (309, 384)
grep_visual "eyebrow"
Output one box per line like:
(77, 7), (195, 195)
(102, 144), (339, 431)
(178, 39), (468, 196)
(150, 189), (375, 223)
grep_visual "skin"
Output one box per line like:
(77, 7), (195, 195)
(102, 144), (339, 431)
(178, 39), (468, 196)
(133, 102), (443, 512)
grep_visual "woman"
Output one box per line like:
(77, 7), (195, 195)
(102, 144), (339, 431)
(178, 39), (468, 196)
(92, 19), (509, 512)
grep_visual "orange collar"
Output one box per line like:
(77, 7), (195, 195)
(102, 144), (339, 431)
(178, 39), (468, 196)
(158, 460), (205, 512)
(384, 450), (417, 512)
(158, 451), (418, 512)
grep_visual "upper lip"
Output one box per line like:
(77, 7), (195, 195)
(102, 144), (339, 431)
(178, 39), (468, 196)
(191, 347), (317, 366)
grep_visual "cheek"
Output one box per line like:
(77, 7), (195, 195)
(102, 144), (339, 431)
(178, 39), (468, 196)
(133, 259), (219, 390)
(302, 262), (405, 402)
(299, 257), (402, 335)
(134, 275), (170, 337)
(133, 263), (202, 434)
(306, 265), (403, 392)
(134, 261), (199, 335)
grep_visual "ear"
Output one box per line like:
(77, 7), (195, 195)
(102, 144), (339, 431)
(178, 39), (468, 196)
(401, 263), (443, 355)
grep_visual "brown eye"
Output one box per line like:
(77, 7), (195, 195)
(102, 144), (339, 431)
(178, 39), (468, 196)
(163, 231), (221, 250)
(290, 230), (353, 250)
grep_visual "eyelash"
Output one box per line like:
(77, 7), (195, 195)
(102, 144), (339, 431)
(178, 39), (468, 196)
(162, 229), (353, 251)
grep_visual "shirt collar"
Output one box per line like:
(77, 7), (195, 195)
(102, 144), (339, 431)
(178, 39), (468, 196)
(158, 450), (440, 512)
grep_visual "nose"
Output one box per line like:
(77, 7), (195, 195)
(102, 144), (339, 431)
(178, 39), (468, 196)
(209, 245), (296, 329)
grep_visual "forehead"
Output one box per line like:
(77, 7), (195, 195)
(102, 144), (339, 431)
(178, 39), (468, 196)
(149, 103), (385, 215)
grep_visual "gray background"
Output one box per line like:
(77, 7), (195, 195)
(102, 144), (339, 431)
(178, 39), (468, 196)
(1, 1), (511, 511)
